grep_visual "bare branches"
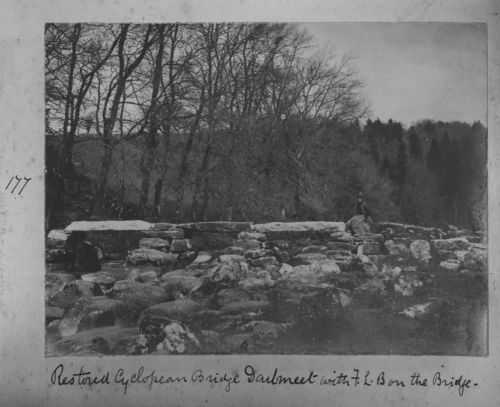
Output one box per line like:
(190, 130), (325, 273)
(46, 23), (368, 221)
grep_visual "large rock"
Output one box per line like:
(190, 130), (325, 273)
(220, 300), (270, 315)
(231, 239), (261, 251)
(81, 271), (116, 288)
(126, 248), (178, 268)
(203, 257), (249, 284)
(46, 230), (70, 249)
(311, 259), (342, 276)
(169, 239), (193, 253)
(178, 222), (252, 233)
(277, 260), (339, 290)
(244, 249), (268, 259)
(139, 270), (160, 284)
(111, 334), (152, 355)
(153, 321), (200, 354)
(125, 265), (161, 282)
(253, 221), (345, 233)
(151, 223), (178, 231)
(327, 241), (356, 251)
(141, 230), (184, 240)
(191, 252), (213, 264)
(329, 255), (355, 272)
(277, 266), (321, 290)
(139, 299), (203, 323)
(53, 327), (140, 356)
(454, 250), (469, 262)
(139, 237), (170, 250)
(45, 273), (75, 298)
(219, 253), (246, 263)
(384, 240), (409, 256)
(252, 221), (345, 240)
(379, 222), (444, 240)
(238, 231), (267, 241)
(111, 282), (171, 312)
(463, 248), (487, 272)
(431, 238), (471, 251)
(301, 245), (329, 254)
(47, 279), (103, 309)
(177, 250), (198, 266)
(330, 231), (354, 243)
(410, 240), (431, 262)
(353, 233), (385, 243)
(270, 246), (289, 263)
(65, 220), (154, 231)
(439, 259), (461, 271)
(113, 279), (139, 291)
(238, 270), (275, 291)
(355, 255), (378, 276)
(46, 305), (64, 323)
(436, 249), (457, 261)
(250, 256), (278, 268)
(58, 296), (136, 337)
(160, 273), (203, 295)
(215, 288), (252, 308)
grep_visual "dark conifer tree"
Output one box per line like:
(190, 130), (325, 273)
(427, 136), (440, 169)
(408, 129), (422, 159)
(393, 139), (408, 189)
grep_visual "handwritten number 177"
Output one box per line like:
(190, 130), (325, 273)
(5, 176), (31, 195)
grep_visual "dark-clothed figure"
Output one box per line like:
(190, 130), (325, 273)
(348, 192), (374, 235)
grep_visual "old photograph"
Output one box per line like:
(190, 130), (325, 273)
(44, 22), (487, 357)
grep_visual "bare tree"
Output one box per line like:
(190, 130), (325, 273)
(45, 24), (122, 171)
(88, 24), (155, 217)
(45, 23), (369, 223)
(137, 24), (167, 216)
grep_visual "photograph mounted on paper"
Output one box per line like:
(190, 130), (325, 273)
(44, 22), (487, 357)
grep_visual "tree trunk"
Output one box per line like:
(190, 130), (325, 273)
(200, 176), (210, 221)
(63, 26), (121, 172)
(176, 92), (205, 215)
(88, 24), (153, 218)
(153, 177), (163, 220)
(62, 24), (81, 171)
(191, 143), (212, 221)
(138, 133), (157, 216)
(88, 139), (114, 218)
(139, 25), (165, 216)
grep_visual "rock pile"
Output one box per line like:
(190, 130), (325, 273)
(45, 220), (487, 356)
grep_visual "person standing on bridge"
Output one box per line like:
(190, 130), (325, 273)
(348, 191), (375, 235)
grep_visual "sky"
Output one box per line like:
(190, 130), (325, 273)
(301, 23), (487, 127)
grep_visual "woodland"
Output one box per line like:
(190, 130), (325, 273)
(45, 23), (487, 231)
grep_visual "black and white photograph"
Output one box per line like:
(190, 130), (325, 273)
(44, 22), (488, 357)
